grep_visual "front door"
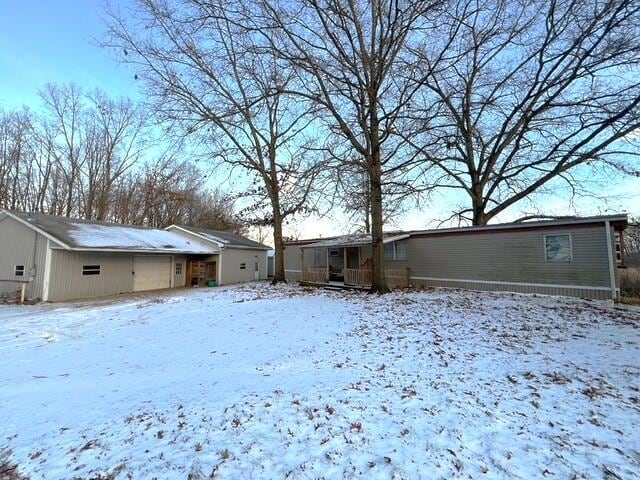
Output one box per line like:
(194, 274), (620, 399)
(346, 247), (360, 269)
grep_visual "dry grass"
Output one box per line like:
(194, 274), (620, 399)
(620, 267), (640, 303)
(0, 449), (28, 480)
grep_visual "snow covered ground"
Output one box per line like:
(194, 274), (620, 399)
(1, 283), (639, 479)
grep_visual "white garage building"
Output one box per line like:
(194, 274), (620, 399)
(0, 210), (269, 302)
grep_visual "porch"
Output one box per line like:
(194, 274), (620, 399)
(299, 240), (410, 289)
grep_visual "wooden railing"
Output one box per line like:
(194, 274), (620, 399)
(302, 267), (328, 283)
(344, 268), (373, 286)
(344, 268), (410, 289)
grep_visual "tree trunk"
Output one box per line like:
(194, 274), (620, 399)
(369, 154), (389, 294)
(271, 191), (286, 285)
(471, 183), (488, 225)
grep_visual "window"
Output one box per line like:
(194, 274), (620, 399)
(329, 249), (340, 257)
(14, 265), (25, 277)
(395, 241), (408, 260)
(82, 265), (101, 276)
(544, 234), (572, 262)
(384, 241), (408, 261)
(313, 248), (324, 266)
(384, 243), (394, 260)
(175, 263), (183, 275)
(240, 263), (246, 270)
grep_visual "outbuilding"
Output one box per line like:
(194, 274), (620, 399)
(0, 210), (268, 302)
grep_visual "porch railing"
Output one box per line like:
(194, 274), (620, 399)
(302, 266), (328, 283)
(344, 268), (373, 286)
(344, 268), (410, 289)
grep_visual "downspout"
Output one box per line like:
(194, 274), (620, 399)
(604, 220), (617, 301)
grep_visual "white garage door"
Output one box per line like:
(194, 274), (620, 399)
(133, 256), (172, 292)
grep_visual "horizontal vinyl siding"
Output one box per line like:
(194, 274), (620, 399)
(407, 224), (612, 297)
(47, 251), (135, 301)
(0, 213), (47, 300)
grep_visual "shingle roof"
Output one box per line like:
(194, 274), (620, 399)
(3, 211), (217, 254)
(168, 225), (270, 250)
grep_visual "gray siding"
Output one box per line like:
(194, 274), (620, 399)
(47, 250), (136, 301)
(285, 224), (616, 300)
(219, 248), (267, 285)
(0, 213), (48, 300)
(407, 225), (609, 286)
(407, 224), (614, 299)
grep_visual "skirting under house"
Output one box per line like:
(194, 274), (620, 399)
(283, 215), (628, 301)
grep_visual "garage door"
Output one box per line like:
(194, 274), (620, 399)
(133, 256), (172, 292)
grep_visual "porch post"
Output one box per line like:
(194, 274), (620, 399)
(343, 247), (347, 273)
(326, 248), (329, 281)
(300, 248), (304, 281)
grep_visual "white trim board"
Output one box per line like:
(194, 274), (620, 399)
(409, 276), (612, 292)
(285, 269), (302, 273)
(605, 220), (617, 300)
(42, 240), (52, 302)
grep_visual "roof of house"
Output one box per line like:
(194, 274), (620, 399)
(407, 214), (628, 238)
(300, 231), (408, 249)
(2, 210), (218, 254)
(166, 225), (270, 250)
(289, 214), (628, 248)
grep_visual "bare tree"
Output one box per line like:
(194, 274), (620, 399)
(103, 0), (325, 284)
(40, 83), (86, 217)
(409, 0), (640, 225)
(83, 91), (146, 220)
(259, 0), (442, 292)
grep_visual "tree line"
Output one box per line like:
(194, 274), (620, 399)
(103, 0), (640, 292)
(0, 84), (242, 232)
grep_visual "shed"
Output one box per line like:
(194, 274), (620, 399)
(0, 210), (268, 302)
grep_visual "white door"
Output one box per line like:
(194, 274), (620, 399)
(133, 256), (172, 292)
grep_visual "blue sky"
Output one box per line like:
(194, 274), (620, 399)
(0, 0), (637, 236)
(0, 0), (139, 108)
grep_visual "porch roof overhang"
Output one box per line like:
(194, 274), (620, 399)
(300, 232), (410, 249)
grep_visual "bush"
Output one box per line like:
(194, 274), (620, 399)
(620, 267), (640, 300)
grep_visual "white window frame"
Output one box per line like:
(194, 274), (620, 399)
(329, 248), (340, 257)
(14, 265), (25, 277)
(240, 262), (247, 270)
(175, 263), (183, 275)
(82, 264), (102, 276)
(544, 234), (573, 262)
